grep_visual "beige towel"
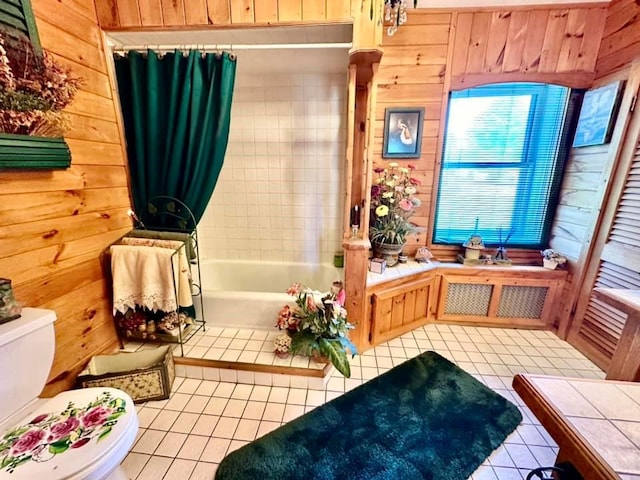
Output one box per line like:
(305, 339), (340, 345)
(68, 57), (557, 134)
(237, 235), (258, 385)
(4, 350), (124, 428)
(111, 243), (193, 315)
(119, 237), (193, 309)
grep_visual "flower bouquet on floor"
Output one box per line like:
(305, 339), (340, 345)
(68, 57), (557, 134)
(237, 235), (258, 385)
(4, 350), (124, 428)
(275, 281), (357, 378)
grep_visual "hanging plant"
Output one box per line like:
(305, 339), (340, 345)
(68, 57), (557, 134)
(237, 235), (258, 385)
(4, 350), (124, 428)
(0, 31), (81, 137)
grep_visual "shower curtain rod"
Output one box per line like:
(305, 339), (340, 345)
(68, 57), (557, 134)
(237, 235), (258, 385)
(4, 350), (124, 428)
(111, 42), (352, 53)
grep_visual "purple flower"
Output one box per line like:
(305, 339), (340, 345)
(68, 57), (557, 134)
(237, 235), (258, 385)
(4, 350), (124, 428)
(374, 167), (384, 174)
(81, 406), (112, 428)
(10, 429), (45, 456)
(371, 185), (382, 198)
(48, 417), (80, 441)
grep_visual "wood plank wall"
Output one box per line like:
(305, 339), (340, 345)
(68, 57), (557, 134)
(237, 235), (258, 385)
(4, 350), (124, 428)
(595, 0), (640, 77)
(0, 0), (131, 396)
(95, 0), (354, 27)
(373, 5), (607, 263)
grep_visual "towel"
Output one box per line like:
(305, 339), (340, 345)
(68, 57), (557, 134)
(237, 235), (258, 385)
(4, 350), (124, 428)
(119, 238), (193, 309)
(111, 243), (193, 315)
(129, 229), (196, 260)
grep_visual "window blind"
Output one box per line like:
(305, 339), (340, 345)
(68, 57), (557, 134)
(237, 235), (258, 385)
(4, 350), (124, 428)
(433, 83), (575, 248)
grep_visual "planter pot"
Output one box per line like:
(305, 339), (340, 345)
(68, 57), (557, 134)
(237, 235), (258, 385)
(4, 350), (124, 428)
(543, 258), (559, 270)
(372, 241), (405, 267)
(274, 350), (289, 359)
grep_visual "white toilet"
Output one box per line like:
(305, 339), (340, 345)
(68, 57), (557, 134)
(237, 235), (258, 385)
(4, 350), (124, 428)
(0, 308), (139, 480)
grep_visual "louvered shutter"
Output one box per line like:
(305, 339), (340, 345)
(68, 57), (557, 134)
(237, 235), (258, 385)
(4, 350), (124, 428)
(573, 132), (640, 371)
(0, 0), (40, 50)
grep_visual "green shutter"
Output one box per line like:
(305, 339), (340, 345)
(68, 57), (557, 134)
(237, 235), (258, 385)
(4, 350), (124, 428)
(0, 0), (40, 50)
(0, 133), (71, 169)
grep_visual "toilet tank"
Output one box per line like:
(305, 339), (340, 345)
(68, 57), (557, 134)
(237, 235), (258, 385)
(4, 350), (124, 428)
(0, 308), (56, 426)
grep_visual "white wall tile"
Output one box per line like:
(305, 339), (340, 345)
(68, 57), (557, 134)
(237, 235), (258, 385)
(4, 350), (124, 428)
(200, 65), (347, 264)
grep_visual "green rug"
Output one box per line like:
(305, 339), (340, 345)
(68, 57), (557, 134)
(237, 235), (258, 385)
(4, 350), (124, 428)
(215, 351), (522, 480)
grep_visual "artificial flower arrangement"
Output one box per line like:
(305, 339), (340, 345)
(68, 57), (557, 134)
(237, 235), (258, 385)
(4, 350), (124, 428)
(369, 162), (422, 245)
(275, 281), (357, 378)
(0, 32), (81, 136)
(541, 249), (567, 269)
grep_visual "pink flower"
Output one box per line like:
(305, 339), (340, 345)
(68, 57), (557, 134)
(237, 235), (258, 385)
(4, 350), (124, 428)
(371, 185), (382, 199)
(335, 289), (346, 307)
(71, 437), (91, 449)
(276, 305), (292, 329)
(48, 417), (80, 441)
(286, 283), (301, 296)
(374, 167), (384, 174)
(29, 414), (49, 425)
(399, 199), (413, 211)
(10, 429), (45, 456)
(81, 406), (112, 428)
(407, 164), (416, 170)
(409, 177), (422, 186)
(306, 295), (318, 312)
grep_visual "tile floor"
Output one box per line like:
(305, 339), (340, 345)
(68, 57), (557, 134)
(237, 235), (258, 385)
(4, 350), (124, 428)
(122, 323), (605, 480)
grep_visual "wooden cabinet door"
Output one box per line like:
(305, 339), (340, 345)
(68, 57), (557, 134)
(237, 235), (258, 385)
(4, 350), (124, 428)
(370, 274), (435, 345)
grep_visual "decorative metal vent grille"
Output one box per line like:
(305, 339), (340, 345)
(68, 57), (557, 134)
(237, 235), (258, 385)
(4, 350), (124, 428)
(444, 283), (492, 316)
(497, 286), (548, 318)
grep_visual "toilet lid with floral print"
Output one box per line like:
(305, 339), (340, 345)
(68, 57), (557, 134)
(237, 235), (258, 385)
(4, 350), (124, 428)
(0, 387), (136, 479)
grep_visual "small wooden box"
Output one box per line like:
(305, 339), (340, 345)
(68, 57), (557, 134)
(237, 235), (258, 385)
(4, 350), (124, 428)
(77, 346), (175, 403)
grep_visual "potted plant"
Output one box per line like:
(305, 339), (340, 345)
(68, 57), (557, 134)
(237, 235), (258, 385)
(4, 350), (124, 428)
(275, 281), (357, 377)
(369, 162), (422, 266)
(541, 249), (567, 270)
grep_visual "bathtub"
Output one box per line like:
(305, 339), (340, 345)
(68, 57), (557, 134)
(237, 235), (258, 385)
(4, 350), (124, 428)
(197, 260), (343, 329)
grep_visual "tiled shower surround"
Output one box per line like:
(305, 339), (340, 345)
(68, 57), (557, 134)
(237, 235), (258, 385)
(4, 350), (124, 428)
(199, 69), (348, 264)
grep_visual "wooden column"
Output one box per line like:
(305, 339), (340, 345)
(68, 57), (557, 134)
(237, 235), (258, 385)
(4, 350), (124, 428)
(342, 0), (383, 351)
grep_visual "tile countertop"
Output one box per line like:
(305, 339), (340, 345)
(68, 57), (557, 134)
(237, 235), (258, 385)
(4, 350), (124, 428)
(513, 374), (640, 480)
(366, 260), (437, 286)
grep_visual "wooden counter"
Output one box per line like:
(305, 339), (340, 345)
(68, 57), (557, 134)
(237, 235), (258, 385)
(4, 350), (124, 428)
(513, 374), (640, 480)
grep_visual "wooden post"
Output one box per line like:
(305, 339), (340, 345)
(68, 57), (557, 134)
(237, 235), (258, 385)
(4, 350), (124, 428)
(343, 238), (371, 351)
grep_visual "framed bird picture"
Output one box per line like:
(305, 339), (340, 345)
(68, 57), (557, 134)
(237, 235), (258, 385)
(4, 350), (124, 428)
(383, 107), (425, 159)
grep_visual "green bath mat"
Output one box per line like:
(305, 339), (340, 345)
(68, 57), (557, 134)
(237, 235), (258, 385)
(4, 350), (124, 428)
(215, 351), (523, 480)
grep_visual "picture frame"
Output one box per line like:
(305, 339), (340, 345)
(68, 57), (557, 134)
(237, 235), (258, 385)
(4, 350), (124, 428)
(383, 107), (425, 159)
(572, 80), (625, 148)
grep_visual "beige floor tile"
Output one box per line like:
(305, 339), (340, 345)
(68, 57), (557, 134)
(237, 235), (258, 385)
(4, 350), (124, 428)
(136, 456), (173, 480)
(177, 434), (209, 460)
(121, 452), (150, 479)
(200, 437), (231, 463)
(213, 416), (240, 438)
(171, 412), (200, 434)
(165, 458), (197, 478)
(133, 429), (167, 455)
(155, 431), (188, 457)
(262, 402), (285, 422)
(234, 418), (260, 441)
(191, 414), (220, 436)
(243, 400), (267, 420)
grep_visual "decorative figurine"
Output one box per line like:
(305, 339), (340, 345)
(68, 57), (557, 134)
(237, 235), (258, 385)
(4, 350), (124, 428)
(463, 234), (485, 260)
(415, 247), (434, 263)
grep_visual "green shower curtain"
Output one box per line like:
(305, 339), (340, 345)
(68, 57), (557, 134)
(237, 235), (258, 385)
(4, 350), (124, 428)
(114, 49), (236, 223)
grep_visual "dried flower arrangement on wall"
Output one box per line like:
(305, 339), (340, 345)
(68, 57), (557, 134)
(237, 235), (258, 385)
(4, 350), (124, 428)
(0, 31), (81, 137)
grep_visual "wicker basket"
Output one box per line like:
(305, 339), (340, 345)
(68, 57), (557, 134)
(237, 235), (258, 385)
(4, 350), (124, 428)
(76, 346), (175, 403)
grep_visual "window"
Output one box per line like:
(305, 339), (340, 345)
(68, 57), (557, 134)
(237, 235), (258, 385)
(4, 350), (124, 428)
(0, 0), (72, 169)
(433, 83), (578, 248)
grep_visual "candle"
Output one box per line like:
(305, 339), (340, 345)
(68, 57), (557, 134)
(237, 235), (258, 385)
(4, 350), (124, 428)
(350, 205), (360, 227)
